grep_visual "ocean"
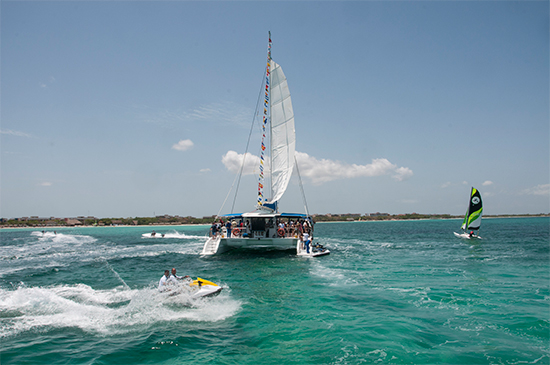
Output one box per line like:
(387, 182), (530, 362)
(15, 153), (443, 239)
(0, 217), (548, 364)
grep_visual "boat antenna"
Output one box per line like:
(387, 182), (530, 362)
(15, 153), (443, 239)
(294, 155), (310, 217)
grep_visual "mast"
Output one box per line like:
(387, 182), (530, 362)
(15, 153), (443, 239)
(257, 31), (296, 211)
(257, 32), (272, 208)
(269, 31), (274, 206)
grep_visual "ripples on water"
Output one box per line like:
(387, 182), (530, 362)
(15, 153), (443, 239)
(0, 218), (548, 364)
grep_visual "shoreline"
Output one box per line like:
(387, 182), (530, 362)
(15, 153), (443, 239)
(1, 214), (547, 230)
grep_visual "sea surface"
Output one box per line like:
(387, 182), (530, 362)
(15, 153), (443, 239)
(0, 218), (548, 364)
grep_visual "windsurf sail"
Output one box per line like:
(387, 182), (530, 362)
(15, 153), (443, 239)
(461, 187), (483, 231)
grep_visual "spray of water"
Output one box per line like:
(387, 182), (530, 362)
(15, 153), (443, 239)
(100, 259), (130, 290)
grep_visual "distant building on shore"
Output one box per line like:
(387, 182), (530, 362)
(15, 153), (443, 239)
(369, 212), (390, 217)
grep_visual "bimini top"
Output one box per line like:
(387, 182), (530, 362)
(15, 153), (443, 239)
(221, 210), (308, 219)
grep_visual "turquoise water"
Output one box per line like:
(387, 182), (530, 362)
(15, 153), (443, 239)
(1, 218), (548, 364)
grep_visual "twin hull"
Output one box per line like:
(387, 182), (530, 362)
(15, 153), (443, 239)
(223, 237), (298, 249)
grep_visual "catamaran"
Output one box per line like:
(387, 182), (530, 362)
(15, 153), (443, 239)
(201, 33), (325, 257)
(454, 187), (483, 239)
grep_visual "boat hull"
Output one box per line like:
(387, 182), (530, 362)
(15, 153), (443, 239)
(201, 236), (299, 255)
(454, 232), (481, 239)
(222, 237), (298, 249)
(191, 285), (222, 299)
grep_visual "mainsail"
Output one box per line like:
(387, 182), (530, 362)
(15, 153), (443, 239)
(257, 32), (296, 209)
(461, 187), (483, 231)
(268, 60), (296, 204)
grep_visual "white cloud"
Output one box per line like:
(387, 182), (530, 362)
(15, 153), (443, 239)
(200, 168), (211, 173)
(482, 180), (493, 186)
(221, 150), (413, 185)
(441, 182), (452, 188)
(221, 150), (259, 175)
(521, 184), (550, 197)
(295, 152), (413, 184)
(0, 129), (32, 138)
(172, 139), (194, 151)
(39, 182), (52, 187)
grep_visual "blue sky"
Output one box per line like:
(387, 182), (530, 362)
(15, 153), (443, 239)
(1, 1), (548, 219)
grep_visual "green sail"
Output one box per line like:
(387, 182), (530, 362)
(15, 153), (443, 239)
(461, 187), (483, 231)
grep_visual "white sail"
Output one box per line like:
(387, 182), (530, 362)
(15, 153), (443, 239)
(268, 60), (296, 204)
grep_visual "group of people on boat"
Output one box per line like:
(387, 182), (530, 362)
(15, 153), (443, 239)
(210, 219), (245, 238)
(277, 218), (312, 238)
(158, 267), (190, 292)
(209, 217), (314, 240)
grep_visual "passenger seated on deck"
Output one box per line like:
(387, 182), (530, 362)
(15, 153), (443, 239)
(158, 270), (172, 292)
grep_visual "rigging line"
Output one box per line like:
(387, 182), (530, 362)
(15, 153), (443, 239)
(294, 155), (310, 217)
(229, 69), (267, 214)
(215, 164), (241, 218)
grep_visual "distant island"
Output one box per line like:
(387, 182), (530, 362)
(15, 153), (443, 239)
(1, 212), (548, 228)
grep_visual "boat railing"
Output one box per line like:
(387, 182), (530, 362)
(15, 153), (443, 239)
(252, 231), (266, 238)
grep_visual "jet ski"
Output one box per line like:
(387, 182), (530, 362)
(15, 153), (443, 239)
(160, 277), (223, 299)
(310, 243), (331, 257)
(297, 241), (330, 257)
(189, 277), (223, 298)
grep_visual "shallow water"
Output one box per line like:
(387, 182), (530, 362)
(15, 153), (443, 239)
(1, 218), (548, 364)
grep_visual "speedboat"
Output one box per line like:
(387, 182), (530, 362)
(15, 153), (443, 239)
(142, 231), (165, 238)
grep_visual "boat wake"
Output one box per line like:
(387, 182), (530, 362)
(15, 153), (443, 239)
(0, 283), (240, 338)
(141, 231), (206, 240)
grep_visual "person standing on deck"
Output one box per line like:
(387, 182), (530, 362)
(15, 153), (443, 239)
(303, 231), (311, 254)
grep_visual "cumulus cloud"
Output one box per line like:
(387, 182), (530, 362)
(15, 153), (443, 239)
(200, 168), (211, 173)
(521, 184), (550, 197)
(482, 180), (493, 186)
(221, 150), (413, 185)
(172, 139), (194, 151)
(38, 182), (52, 187)
(221, 151), (260, 175)
(295, 152), (413, 184)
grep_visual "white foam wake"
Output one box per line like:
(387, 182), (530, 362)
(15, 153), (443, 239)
(141, 230), (207, 240)
(0, 283), (240, 338)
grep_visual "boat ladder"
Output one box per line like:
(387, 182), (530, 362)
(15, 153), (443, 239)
(201, 236), (221, 255)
